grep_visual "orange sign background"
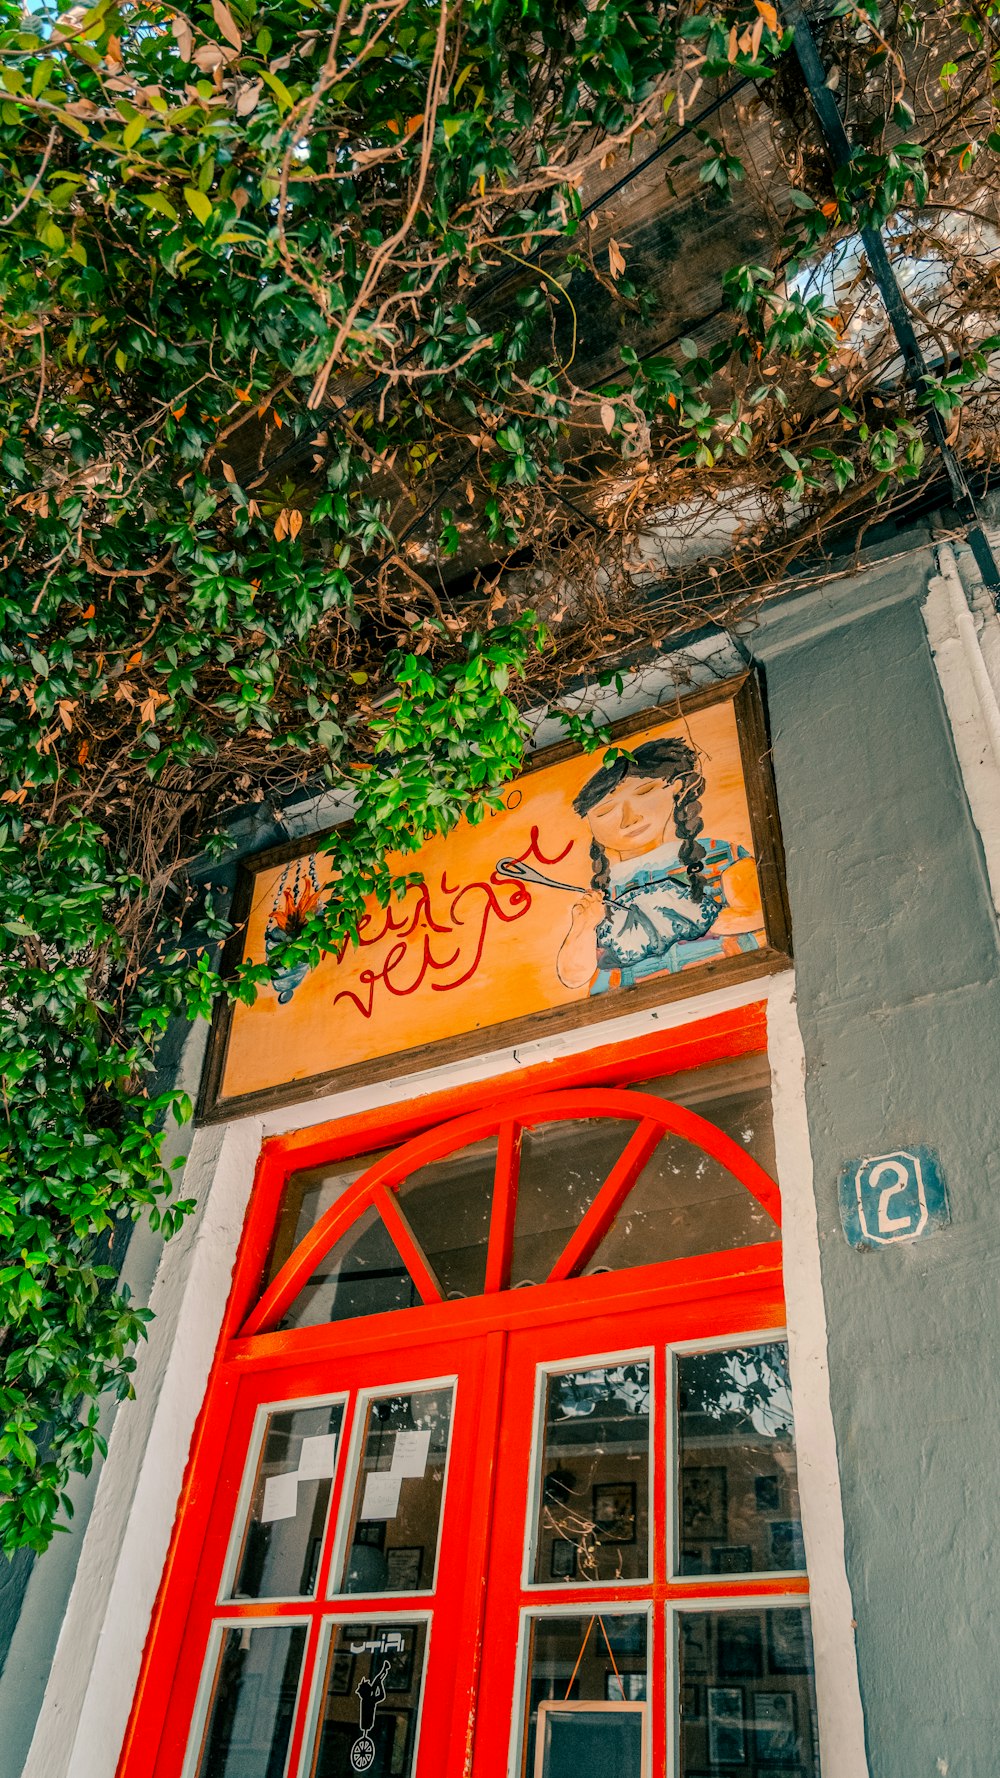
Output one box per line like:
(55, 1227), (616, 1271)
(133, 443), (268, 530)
(219, 694), (764, 1102)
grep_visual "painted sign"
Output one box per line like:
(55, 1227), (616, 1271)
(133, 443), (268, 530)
(199, 678), (788, 1119)
(839, 1148), (950, 1249)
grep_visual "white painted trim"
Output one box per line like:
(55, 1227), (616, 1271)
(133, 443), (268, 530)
(26, 970), (867, 1778)
(923, 547), (1000, 922)
(23, 1116), (265, 1778)
(254, 969), (796, 1143)
(765, 976), (869, 1776)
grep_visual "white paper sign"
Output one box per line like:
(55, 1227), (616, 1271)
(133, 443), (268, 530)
(390, 1429), (432, 1478)
(361, 1471), (402, 1520)
(261, 1470), (298, 1523)
(297, 1433), (338, 1480)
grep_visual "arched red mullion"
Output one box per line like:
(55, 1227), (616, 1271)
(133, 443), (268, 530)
(484, 1121), (520, 1294)
(548, 1116), (663, 1282)
(372, 1182), (444, 1304)
(241, 1086), (782, 1338)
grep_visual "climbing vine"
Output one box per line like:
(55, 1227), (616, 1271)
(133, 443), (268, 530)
(1, 0), (999, 1551)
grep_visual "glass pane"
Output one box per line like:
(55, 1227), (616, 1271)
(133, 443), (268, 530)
(522, 1613), (647, 1778)
(282, 1207), (419, 1332)
(587, 1056), (779, 1274)
(397, 1137), (496, 1300)
(647, 1053), (777, 1175)
(676, 1342), (803, 1577)
(335, 1387), (453, 1595)
(306, 1620), (427, 1778)
(532, 1361), (650, 1584)
(677, 1605), (820, 1775)
(194, 1623), (306, 1778)
(230, 1402), (345, 1600)
(266, 1148), (393, 1287)
(510, 1120), (636, 1288)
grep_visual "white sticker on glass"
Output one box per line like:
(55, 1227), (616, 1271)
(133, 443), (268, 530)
(361, 1472), (402, 1520)
(390, 1429), (432, 1478)
(297, 1433), (338, 1480)
(261, 1470), (299, 1522)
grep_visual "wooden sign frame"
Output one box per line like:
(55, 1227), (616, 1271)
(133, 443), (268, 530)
(196, 674), (790, 1123)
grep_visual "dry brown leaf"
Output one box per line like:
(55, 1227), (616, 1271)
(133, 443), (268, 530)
(235, 80), (262, 116)
(57, 700), (76, 730)
(171, 14), (194, 60)
(287, 509), (303, 539)
(608, 237), (626, 280)
(211, 0), (242, 51)
(600, 402), (616, 434)
(192, 41), (237, 70)
(221, 460), (237, 483)
(754, 0), (778, 31)
(273, 508), (290, 541)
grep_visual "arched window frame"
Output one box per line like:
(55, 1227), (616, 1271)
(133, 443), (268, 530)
(243, 1087), (781, 1339)
(220, 998), (774, 1352)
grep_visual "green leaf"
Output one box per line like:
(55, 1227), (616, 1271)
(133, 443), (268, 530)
(259, 67), (295, 111)
(183, 187), (213, 225)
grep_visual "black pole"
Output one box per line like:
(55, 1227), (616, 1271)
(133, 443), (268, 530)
(785, 0), (1000, 598)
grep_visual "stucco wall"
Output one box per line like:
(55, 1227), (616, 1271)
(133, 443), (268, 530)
(757, 559), (1000, 1775)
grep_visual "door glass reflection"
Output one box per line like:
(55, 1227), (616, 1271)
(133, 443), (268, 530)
(397, 1137), (497, 1300)
(229, 1402), (344, 1600)
(510, 1121), (635, 1287)
(587, 1057), (780, 1274)
(675, 1342), (803, 1576)
(265, 1149), (393, 1288)
(677, 1605), (820, 1775)
(335, 1386), (453, 1595)
(306, 1620), (427, 1778)
(194, 1623), (306, 1778)
(522, 1613), (648, 1778)
(281, 1207), (420, 1332)
(532, 1361), (650, 1584)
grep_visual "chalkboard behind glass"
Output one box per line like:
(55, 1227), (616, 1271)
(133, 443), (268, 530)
(534, 1702), (646, 1778)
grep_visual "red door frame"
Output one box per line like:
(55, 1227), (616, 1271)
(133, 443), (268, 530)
(117, 999), (786, 1778)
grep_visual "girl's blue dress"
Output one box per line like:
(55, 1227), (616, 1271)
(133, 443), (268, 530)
(590, 837), (759, 995)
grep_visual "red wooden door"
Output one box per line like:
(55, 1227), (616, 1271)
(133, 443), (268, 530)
(471, 1272), (794, 1778)
(121, 1036), (823, 1778)
(149, 1327), (503, 1778)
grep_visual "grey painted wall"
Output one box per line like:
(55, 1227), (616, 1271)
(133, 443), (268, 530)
(757, 562), (1000, 1776)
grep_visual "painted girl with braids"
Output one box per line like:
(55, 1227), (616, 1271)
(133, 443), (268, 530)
(555, 737), (764, 994)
